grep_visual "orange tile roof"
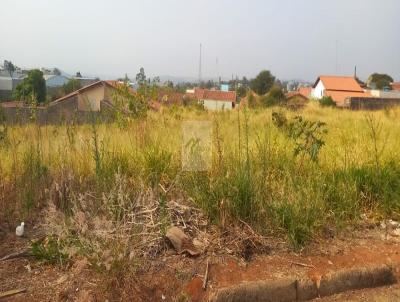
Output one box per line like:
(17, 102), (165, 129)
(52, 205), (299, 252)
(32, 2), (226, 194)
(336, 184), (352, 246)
(314, 76), (364, 92)
(298, 87), (312, 98)
(194, 89), (236, 102)
(325, 90), (372, 105)
(285, 91), (308, 100)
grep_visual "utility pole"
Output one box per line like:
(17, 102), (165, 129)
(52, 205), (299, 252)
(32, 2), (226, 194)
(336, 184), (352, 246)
(199, 43), (202, 84)
(335, 40), (339, 74)
(216, 57), (219, 83)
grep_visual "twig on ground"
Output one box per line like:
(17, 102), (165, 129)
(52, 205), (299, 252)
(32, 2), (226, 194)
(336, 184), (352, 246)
(290, 261), (316, 269)
(202, 259), (210, 290)
(0, 249), (31, 261)
(0, 288), (27, 298)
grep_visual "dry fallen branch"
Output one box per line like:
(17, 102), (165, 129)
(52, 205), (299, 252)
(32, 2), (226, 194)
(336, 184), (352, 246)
(0, 249), (31, 261)
(0, 288), (27, 299)
(290, 261), (316, 269)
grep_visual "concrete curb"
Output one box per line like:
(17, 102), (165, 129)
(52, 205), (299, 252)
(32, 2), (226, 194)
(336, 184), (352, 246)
(211, 265), (396, 302)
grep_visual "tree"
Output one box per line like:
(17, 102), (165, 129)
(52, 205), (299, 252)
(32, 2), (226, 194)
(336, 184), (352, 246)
(13, 69), (46, 103)
(236, 85), (247, 98)
(136, 67), (146, 86)
(165, 80), (174, 88)
(53, 68), (61, 76)
(250, 70), (275, 95)
(367, 73), (394, 90)
(242, 76), (250, 87)
(63, 78), (82, 95)
(260, 85), (285, 107)
(4, 60), (15, 77)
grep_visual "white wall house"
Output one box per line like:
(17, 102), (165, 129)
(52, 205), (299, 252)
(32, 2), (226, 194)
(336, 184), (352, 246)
(202, 99), (234, 110)
(370, 90), (400, 99)
(194, 89), (236, 111)
(311, 76), (368, 106)
(311, 79), (325, 99)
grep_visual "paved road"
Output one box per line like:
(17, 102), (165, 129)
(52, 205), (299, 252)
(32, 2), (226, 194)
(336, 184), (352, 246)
(318, 284), (400, 302)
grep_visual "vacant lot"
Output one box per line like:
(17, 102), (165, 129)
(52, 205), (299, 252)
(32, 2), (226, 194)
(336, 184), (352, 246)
(1, 103), (400, 299)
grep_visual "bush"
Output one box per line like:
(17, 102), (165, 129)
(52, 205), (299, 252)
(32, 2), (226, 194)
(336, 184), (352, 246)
(319, 96), (336, 107)
(259, 85), (285, 107)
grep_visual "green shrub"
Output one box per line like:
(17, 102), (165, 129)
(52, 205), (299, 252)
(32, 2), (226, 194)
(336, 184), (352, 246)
(318, 96), (336, 107)
(31, 236), (69, 266)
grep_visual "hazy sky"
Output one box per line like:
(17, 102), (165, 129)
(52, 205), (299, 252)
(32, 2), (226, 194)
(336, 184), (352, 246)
(1, 0), (399, 82)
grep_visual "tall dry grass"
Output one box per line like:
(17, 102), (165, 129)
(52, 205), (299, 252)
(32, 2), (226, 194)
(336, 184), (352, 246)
(1, 102), (400, 252)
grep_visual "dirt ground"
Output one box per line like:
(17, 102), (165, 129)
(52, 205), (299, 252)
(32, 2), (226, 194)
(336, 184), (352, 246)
(1, 223), (400, 301)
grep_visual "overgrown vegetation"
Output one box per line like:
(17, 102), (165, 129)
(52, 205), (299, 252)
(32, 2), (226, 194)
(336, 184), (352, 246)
(318, 96), (336, 107)
(1, 103), (400, 256)
(13, 69), (47, 103)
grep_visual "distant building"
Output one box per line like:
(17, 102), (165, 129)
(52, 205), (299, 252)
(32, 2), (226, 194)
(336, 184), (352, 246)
(0, 76), (24, 100)
(1, 81), (133, 124)
(298, 87), (312, 99)
(285, 91), (309, 101)
(194, 88), (236, 110)
(220, 83), (230, 92)
(51, 80), (125, 113)
(285, 91), (309, 110)
(391, 82), (400, 91)
(370, 89), (400, 99)
(44, 74), (70, 88)
(311, 75), (371, 106)
(72, 76), (98, 87)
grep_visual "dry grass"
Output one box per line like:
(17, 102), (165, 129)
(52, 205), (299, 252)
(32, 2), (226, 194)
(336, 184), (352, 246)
(1, 102), (400, 262)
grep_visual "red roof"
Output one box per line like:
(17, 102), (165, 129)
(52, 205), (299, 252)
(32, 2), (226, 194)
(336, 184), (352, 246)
(325, 90), (372, 105)
(194, 88), (236, 102)
(298, 87), (312, 98)
(285, 91), (308, 100)
(391, 82), (400, 91)
(313, 76), (364, 92)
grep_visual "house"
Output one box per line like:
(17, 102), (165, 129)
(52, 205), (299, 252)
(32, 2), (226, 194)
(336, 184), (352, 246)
(72, 76), (98, 87)
(0, 75), (24, 101)
(194, 88), (236, 110)
(391, 82), (400, 91)
(220, 83), (230, 92)
(311, 75), (371, 107)
(44, 74), (70, 88)
(158, 89), (184, 106)
(285, 90), (309, 110)
(285, 91), (308, 101)
(50, 80), (127, 113)
(1, 81), (133, 124)
(298, 87), (312, 98)
(369, 89), (400, 99)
